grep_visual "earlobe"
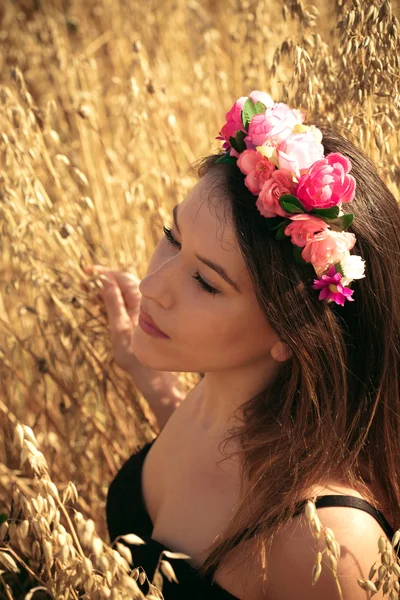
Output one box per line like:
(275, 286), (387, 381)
(271, 341), (292, 362)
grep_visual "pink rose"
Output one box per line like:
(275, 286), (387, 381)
(245, 102), (306, 147)
(297, 152), (356, 211)
(277, 130), (325, 179)
(256, 169), (297, 218)
(216, 91), (275, 152)
(237, 149), (276, 195)
(284, 214), (329, 247)
(301, 229), (356, 271)
(216, 96), (247, 148)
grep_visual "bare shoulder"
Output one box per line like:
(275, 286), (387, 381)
(211, 501), (389, 600)
(262, 502), (390, 600)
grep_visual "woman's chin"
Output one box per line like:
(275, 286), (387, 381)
(131, 327), (169, 368)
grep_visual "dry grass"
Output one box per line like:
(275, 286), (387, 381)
(0, 0), (399, 597)
(0, 422), (177, 599)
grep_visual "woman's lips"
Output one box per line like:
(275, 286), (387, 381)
(138, 310), (170, 338)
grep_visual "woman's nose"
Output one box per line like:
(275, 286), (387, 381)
(139, 256), (176, 308)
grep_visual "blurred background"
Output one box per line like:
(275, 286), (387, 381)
(0, 0), (399, 546)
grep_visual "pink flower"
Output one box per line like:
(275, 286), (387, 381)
(245, 103), (306, 147)
(301, 229), (356, 271)
(277, 130), (325, 179)
(296, 152), (356, 211)
(256, 169), (297, 218)
(312, 264), (355, 305)
(216, 96), (247, 147)
(216, 91), (275, 154)
(284, 214), (329, 247)
(249, 90), (275, 109)
(237, 149), (276, 195)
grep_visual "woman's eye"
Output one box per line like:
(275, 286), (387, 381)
(162, 225), (219, 296)
(191, 273), (219, 296)
(163, 225), (181, 248)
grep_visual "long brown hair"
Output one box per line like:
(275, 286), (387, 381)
(190, 124), (400, 579)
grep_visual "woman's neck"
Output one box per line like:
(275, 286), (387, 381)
(197, 362), (281, 434)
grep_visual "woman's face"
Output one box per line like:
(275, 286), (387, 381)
(131, 170), (284, 373)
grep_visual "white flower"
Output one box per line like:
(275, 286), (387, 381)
(292, 123), (323, 144)
(340, 253), (366, 282)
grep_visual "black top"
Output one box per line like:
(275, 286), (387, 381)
(106, 438), (398, 599)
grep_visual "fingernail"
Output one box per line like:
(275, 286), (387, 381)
(99, 274), (113, 286)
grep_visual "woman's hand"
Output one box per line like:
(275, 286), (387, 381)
(83, 264), (142, 374)
(82, 263), (187, 430)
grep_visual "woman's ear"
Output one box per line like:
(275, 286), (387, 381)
(270, 340), (292, 362)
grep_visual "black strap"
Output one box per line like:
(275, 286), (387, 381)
(315, 494), (397, 548)
(207, 494), (399, 578)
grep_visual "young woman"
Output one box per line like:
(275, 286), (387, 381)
(89, 91), (400, 599)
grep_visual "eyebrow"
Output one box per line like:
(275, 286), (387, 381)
(172, 204), (240, 293)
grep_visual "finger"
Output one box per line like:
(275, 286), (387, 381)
(95, 270), (141, 315)
(98, 273), (115, 287)
(112, 273), (142, 314)
(84, 263), (110, 275)
(98, 275), (132, 335)
(89, 269), (141, 319)
(82, 263), (99, 274)
(87, 264), (137, 288)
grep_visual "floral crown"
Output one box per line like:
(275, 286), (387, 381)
(215, 90), (366, 306)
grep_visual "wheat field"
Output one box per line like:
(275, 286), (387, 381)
(0, 0), (399, 598)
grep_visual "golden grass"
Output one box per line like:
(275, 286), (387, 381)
(0, 0), (399, 597)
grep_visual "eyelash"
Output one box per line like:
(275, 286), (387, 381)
(162, 225), (219, 296)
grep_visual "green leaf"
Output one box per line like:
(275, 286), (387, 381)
(264, 216), (285, 231)
(275, 224), (290, 241)
(274, 218), (291, 233)
(279, 194), (307, 214)
(229, 129), (247, 154)
(241, 98), (267, 131)
(235, 130), (247, 151)
(318, 213), (354, 231)
(281, 202), (302, 214)
(333, 213), (354, 230)
(340, 213), (354, 228)
(274, 219), (290, 241)
(229, 136), (239, 153)
(265, 217), (291, 234)
(292, 245), (307, 265)
(280, 201), (305, 214)
(311, 205), (340, 219)
(279, 194), (302, 207)
(215, 154), (238, 165)
(0, 513), (8, 525)
(254, 101), (267, 114)
(335, 262), (345, 276)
